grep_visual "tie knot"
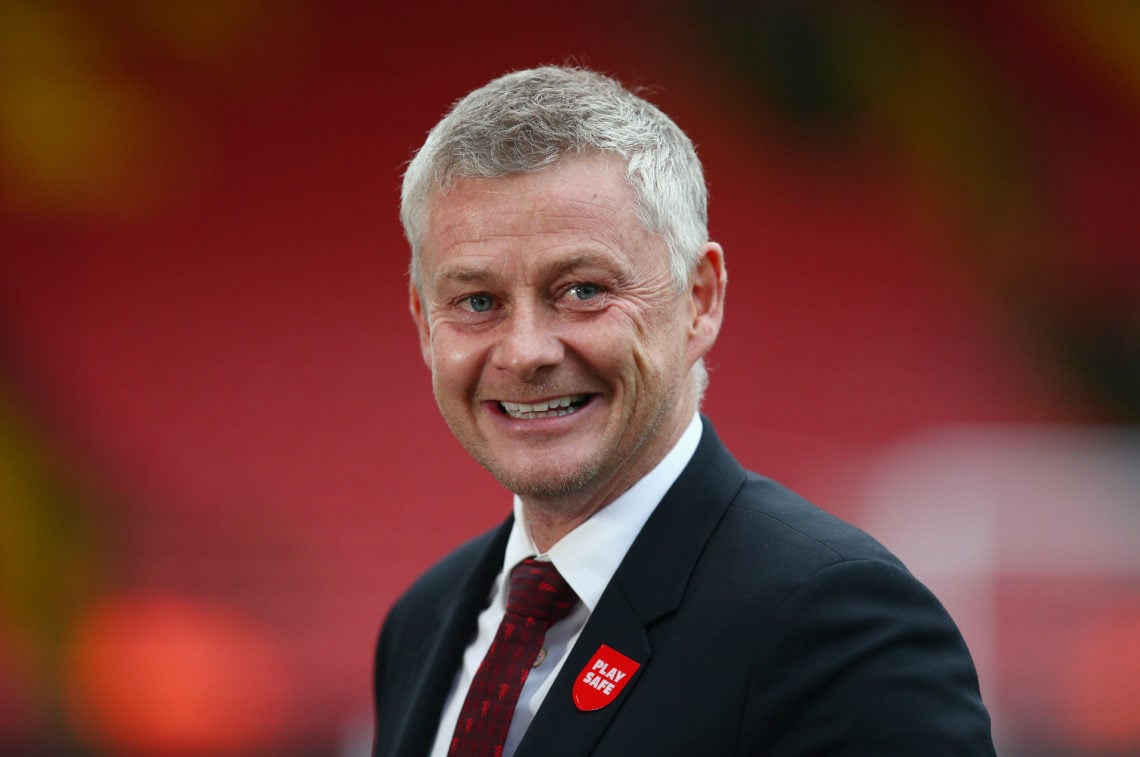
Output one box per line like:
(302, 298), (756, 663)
(506, 558), (578, 624)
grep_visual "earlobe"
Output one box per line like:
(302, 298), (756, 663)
(409, 283), (433, 369)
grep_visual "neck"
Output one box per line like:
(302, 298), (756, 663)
(520, 403), (698, 553)
(523, 506), (594, 555)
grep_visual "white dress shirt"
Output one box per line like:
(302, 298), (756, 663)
(428, 413), (702, 757)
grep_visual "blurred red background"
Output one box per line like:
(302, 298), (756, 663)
(1, 1), (1137, 755)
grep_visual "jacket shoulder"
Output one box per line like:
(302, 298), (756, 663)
(725, 475), (993, 753)
(727, 472), (903, 570)
(381, 525), (504, 636)
(373, 523), (509, 756)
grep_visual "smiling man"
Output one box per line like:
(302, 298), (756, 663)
(373, 67), (994, 756)
(411, 153), (718, 551)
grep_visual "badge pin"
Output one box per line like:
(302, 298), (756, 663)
(572, 644), (641, 711)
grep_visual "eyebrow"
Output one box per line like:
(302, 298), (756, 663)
(434, 251), (623, 287)
(435, 266), (492, 285)
(550, 252), (623, 276)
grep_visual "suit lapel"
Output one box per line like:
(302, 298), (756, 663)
(388, 519), (513, 756)
(516, 418), (748, 756)
(515, 579), (651, 757)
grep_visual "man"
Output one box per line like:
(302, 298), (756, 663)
(374, 66), (994, 756)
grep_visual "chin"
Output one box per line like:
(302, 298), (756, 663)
(484, 460), (603, 504)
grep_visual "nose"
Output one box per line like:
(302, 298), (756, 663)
(491, 302), (564, 380)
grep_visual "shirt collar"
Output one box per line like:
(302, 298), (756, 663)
(498, 413), (703, 612)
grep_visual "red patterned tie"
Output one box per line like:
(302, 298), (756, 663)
(448, 558), (579, 757)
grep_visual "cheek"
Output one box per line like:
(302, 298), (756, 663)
(567, 319), (667, 386)
(624, 301), (690, 359)
(583, 300), (679, 360)
(429, 330), (490, 390)
(626, 323), (693, 394)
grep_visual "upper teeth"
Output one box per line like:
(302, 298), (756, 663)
(501, 394), (586, 415)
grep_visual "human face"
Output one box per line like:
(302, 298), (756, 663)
(411, 156), (722, 516)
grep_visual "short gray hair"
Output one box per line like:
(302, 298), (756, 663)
(401, 66), (709, 290)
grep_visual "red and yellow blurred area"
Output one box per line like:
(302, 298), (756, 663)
(1, 1), (1137, 755)
(66, 594), (294, 756)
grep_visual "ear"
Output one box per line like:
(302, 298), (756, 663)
(685, 242), (727, 364)
(409, 282), (433, 369)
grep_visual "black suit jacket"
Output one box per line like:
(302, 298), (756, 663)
(373, 418), (994, 755)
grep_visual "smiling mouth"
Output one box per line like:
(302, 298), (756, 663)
(498, 394), (592, 420)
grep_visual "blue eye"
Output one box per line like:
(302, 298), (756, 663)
(568, 283), (602, 301)
(465, 294), (495, 312)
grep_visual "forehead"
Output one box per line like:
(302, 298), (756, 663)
(419, 156), (660, 276)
